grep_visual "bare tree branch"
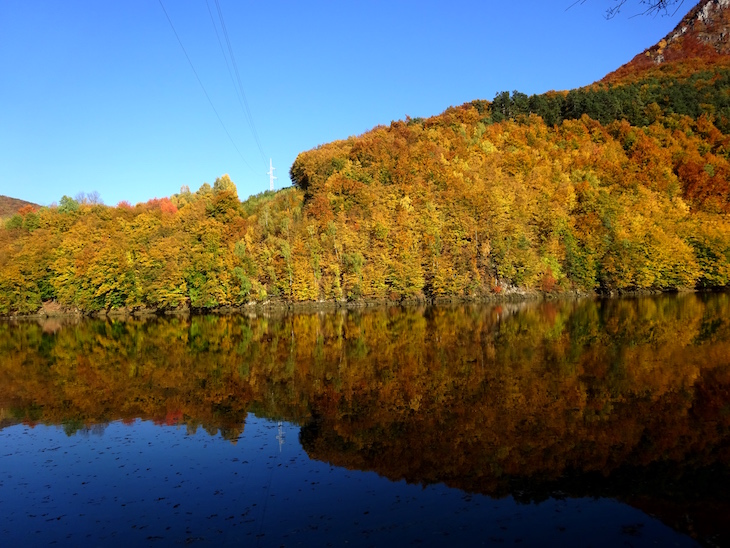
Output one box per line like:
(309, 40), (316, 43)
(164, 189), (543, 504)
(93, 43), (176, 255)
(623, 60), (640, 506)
(568, 0), (686, 19)
(606, 0), (685, 19)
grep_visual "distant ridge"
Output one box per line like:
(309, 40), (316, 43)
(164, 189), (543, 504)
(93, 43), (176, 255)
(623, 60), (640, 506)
(0, 195), (40, 217)
(605, 0), (730, 81)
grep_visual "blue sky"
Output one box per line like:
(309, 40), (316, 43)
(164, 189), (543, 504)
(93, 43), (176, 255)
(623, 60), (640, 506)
(0, 0), (695, 207)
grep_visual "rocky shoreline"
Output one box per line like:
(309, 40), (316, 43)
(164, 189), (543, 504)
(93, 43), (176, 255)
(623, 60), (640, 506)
(1, 286), (718, 322)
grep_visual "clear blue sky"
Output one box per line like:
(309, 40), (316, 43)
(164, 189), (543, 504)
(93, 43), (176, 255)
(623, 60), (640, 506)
(0, 0), (696, 207)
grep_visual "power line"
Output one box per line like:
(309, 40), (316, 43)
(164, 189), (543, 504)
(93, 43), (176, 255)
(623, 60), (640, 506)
(204, 0), (239, 108)
(213, 0), (266, 165)
(213, 0), (268, 168)
(205, 0), (268, 172)
(157, 0), (257, 174)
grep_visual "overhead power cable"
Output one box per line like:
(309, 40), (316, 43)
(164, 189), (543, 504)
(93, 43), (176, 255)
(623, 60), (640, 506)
(205, 0), (240, 108)
(212, 0), (268, 168)
(157, 0), (256, 174)
(204, 0), (265, 169)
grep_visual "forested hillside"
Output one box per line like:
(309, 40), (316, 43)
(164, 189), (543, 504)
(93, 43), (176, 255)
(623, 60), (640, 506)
(1, 0), (729, 316)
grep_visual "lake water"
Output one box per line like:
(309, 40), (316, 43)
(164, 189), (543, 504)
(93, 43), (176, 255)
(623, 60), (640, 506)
(1, 294), (729, 546)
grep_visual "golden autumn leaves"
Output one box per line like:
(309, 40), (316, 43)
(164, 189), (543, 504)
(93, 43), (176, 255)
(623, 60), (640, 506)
(2, 87), (730, 314)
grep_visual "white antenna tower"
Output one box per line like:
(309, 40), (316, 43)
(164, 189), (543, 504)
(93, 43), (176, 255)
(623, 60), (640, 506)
(268, 158), (276, 191)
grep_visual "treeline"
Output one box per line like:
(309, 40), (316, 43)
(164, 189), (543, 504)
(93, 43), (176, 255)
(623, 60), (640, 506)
(483, 64), (730, 132)
(0, 177), (311, 314)
(2, 112), (730, 315)
(2, 68), (730, 313)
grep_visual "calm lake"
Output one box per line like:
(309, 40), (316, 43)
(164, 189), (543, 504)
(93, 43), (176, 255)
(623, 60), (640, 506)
(1, 294), (729, 546)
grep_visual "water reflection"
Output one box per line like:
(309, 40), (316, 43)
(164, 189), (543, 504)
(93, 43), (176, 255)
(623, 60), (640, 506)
(1, 293), (730, 545)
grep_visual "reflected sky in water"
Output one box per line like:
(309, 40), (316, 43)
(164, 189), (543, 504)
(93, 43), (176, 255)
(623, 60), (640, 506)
(1, 417), (694, 547)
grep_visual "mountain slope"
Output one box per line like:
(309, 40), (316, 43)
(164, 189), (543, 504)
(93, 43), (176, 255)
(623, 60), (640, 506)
(0, 196), (39, 218)
(604, 0), (730, 81)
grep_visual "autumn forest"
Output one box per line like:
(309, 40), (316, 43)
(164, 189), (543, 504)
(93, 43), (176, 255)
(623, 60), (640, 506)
(2, 2), (730, 316)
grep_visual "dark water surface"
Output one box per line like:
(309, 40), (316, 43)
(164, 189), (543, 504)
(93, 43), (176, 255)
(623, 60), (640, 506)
(1, 294), (730, 546)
